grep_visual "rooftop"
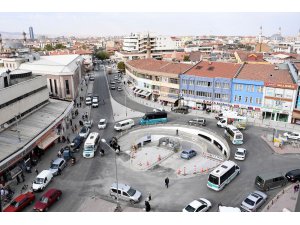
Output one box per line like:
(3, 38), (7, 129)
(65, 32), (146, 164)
(18, 54), (82, 75)
(235, 51), (265, 62)
(184, 61), (242, 78)
(237, 63), (294, 84)
(126, 58), (192, 75)
(0, 99), (72, 166)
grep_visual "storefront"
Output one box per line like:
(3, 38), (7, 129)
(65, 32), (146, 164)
(292, 110), (300, 124)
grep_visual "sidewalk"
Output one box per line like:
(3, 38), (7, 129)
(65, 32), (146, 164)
(262, 184), (300, 212)
(261, 135), (300, 154)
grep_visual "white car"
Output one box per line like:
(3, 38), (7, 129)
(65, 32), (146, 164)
(92, 96), (99, 108)
(153, 108), (165, 113)
(117, 87), (122, 91)
(79, 126), (90, 138)
(98, 119), (107, 129)
(83, 120), (93, 128)
(283, 132), (300, 140)
(234, 148), (246, 161)
(85, 97), (92, 105)
(240, 191), (267, 212)
(182, 198), (212, 212)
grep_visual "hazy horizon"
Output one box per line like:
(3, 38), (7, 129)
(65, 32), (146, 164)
(0, 12), (300, 38)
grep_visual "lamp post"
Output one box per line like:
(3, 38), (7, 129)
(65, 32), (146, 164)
(101, 139), (121, 212)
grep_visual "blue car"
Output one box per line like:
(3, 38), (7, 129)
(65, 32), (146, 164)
(181, 150), (197, 160)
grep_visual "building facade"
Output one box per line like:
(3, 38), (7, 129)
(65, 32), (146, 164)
(180, 61), (242, 110)
(125, 59), (192, 105)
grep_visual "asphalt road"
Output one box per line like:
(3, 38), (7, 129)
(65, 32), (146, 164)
(22, 62), (300, 212)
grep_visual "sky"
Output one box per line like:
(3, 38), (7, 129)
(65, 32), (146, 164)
(0, 12), (300, 38)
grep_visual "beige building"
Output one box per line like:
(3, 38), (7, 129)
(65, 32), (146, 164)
(125, 59), (192, 105)
(19, 54), (84, 101)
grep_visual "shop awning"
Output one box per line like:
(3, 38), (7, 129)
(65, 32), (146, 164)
(10, 166), (23, 179)
(158, 96), (178, 103)
(37, 133), (60, 150)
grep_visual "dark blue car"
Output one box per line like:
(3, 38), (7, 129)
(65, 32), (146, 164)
(70, 136), (83, 151)
(181, 149), (197, 160)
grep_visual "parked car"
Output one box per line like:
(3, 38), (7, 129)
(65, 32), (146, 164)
(182, 198), (212, 212)
(171, 106), (189, 114)
(98, 119), (107, 129)
(33, 189), (62, 212)
(153, 108), (165, 113)
(79, 126), (90, 138)
(32, 170), (53, 192)
(116, 80), (122, 83)
(234, 148), (247, 161)
(111, 85), (116, 90)
(188, 118), (206, 126)
(85, 97), (92, 105)
(83, 120), (93, 129)
(70, 135), (84, 151)
(110, 80), (116, 84)
(109, 183), (142, 204)
(89, 75), (95, 81)
(255, 173), (287, 191)
(283, 132), (300, 140)
(240, 191), (267, 212)
(49, 158), (67, 176)
(181, 149), (197, 160)
(117, 87), (122, 91)
(3, 192), (35, 212)
(285, 169), (300, 182)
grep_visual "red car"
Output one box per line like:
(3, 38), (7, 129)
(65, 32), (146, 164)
(3, 192), (35, 212)
(33, 188), (62, 212)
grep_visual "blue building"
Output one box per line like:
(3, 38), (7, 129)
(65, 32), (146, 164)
(180, 61), (242, 111)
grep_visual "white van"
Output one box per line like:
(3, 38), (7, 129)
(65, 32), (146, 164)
(114, 119), (134, 131)
(83, 132), (100, 158)
(32, 170), (53, 192)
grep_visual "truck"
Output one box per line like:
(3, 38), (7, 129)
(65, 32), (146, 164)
(217, 115), (247, 130)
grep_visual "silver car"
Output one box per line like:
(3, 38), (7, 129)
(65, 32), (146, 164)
(109, 183), (142, 204)
(240, 191), (267, 212)
(49, 158), (66, 176)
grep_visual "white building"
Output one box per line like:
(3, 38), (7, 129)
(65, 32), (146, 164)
(19, 54), (84, 100)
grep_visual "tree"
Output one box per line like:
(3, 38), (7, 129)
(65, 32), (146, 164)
(183, 55), (190, 61)
(95, 51), (110, 60)
(117, 61), (125, 72)
(44, 44), (54, 51)
(54, 43), (66, 49)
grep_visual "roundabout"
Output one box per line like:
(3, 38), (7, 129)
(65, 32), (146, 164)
(116, 124), (230, 178)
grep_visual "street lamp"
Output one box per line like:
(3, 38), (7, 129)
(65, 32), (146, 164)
(101, 138), (121, 212)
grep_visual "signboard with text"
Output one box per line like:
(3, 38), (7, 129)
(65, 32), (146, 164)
(265, 82), (297, 90)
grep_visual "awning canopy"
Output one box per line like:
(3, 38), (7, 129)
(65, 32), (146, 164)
(37, 133), (60, 150)
(158, 96), (178, 103)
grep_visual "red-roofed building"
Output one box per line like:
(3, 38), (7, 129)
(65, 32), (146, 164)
(234, 51), (268, 64)
(180, 61), (242, 110)
(236, 63), (297, 122)
(125, 59), (192, 105)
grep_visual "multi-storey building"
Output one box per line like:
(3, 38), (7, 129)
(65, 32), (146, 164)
(125, 59), (192, 105)
(180, 61), (242, 110)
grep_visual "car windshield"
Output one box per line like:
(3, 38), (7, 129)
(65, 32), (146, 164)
(208, 174), (219, 185)
(185, 205), (195, 212)
(99, 121), (105, 125)
(236, 151), (244, 155)
(81, 127), (87, 133)
(182, 151), (188, 154)
(236, 134), (243, 140)
(10, 201), (19, 207)
(34, 178), (44, 184)
(50, 163), (59, 169)
(115, 123), (121, 127)
(127, 188), (136, 196)
(244, 198), (255, 206)
(40, 196), (49, 204)
(85, 145), (94, 151)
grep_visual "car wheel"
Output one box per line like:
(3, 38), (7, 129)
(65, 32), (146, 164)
(111, 195), (117, 200)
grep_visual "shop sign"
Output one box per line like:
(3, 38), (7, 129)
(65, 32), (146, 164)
(265, 82), (297, 90)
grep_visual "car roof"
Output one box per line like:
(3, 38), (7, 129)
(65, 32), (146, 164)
(53, 158), (64, 164)
(13, 193), (31, 202)
(99, 119), (106, 122)
(189, 199), (205, 208)
(37, 170), (52, 178)
(236, 148), (246, 152)
(111, 183), (131, 191)
(286, 169), (300, 175)
(257, 172), (285, 180)
(42, 188), (60, 198)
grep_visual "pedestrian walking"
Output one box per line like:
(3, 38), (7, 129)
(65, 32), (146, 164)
(176, 129), (179, 136)
(70, 119), (73, 126)
(58, 168), (62, 176)
(67, 136), (70, 143)
(145, 200), (151, 212)
(21, 173), (25, 182)
(35, 168), (39, 175)
(79, 102), (82, 108)
(295, 183), (300, 193)
(165, 177), (169, 188)
(16, 175), (21, 185)
(148, 192), (152, 201)
(74, 124), (77, 132)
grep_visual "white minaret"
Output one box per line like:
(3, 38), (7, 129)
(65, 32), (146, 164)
(258, 25), (262, 44)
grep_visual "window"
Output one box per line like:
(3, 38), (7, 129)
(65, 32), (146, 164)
(234, 95), (238, 101)
(223, 83), (230, 89)
(208, 82), (212, 87)
(256, 98), (262, 105)
(65, 80), (70, 95)
(215, 82), (222, 88)
(245, 97), (248, 103)
(221, 94), (228, 100)
(189, 80), (194, 85)
(215, 93), (221, 99)
(234, 84), (243, 91)
(155, 76), (160, 81)
(54, 80), (58, 95)
(238, 96), (242, 102)
(257, 86), (263, 93)
(49, 79), (53, 93)
(246, 85), (254, 92)
(169, 78), (178, 84)
(249, 97), (253, 103)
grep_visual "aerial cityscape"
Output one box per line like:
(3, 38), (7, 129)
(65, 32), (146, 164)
(1, 11), (300, 214)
